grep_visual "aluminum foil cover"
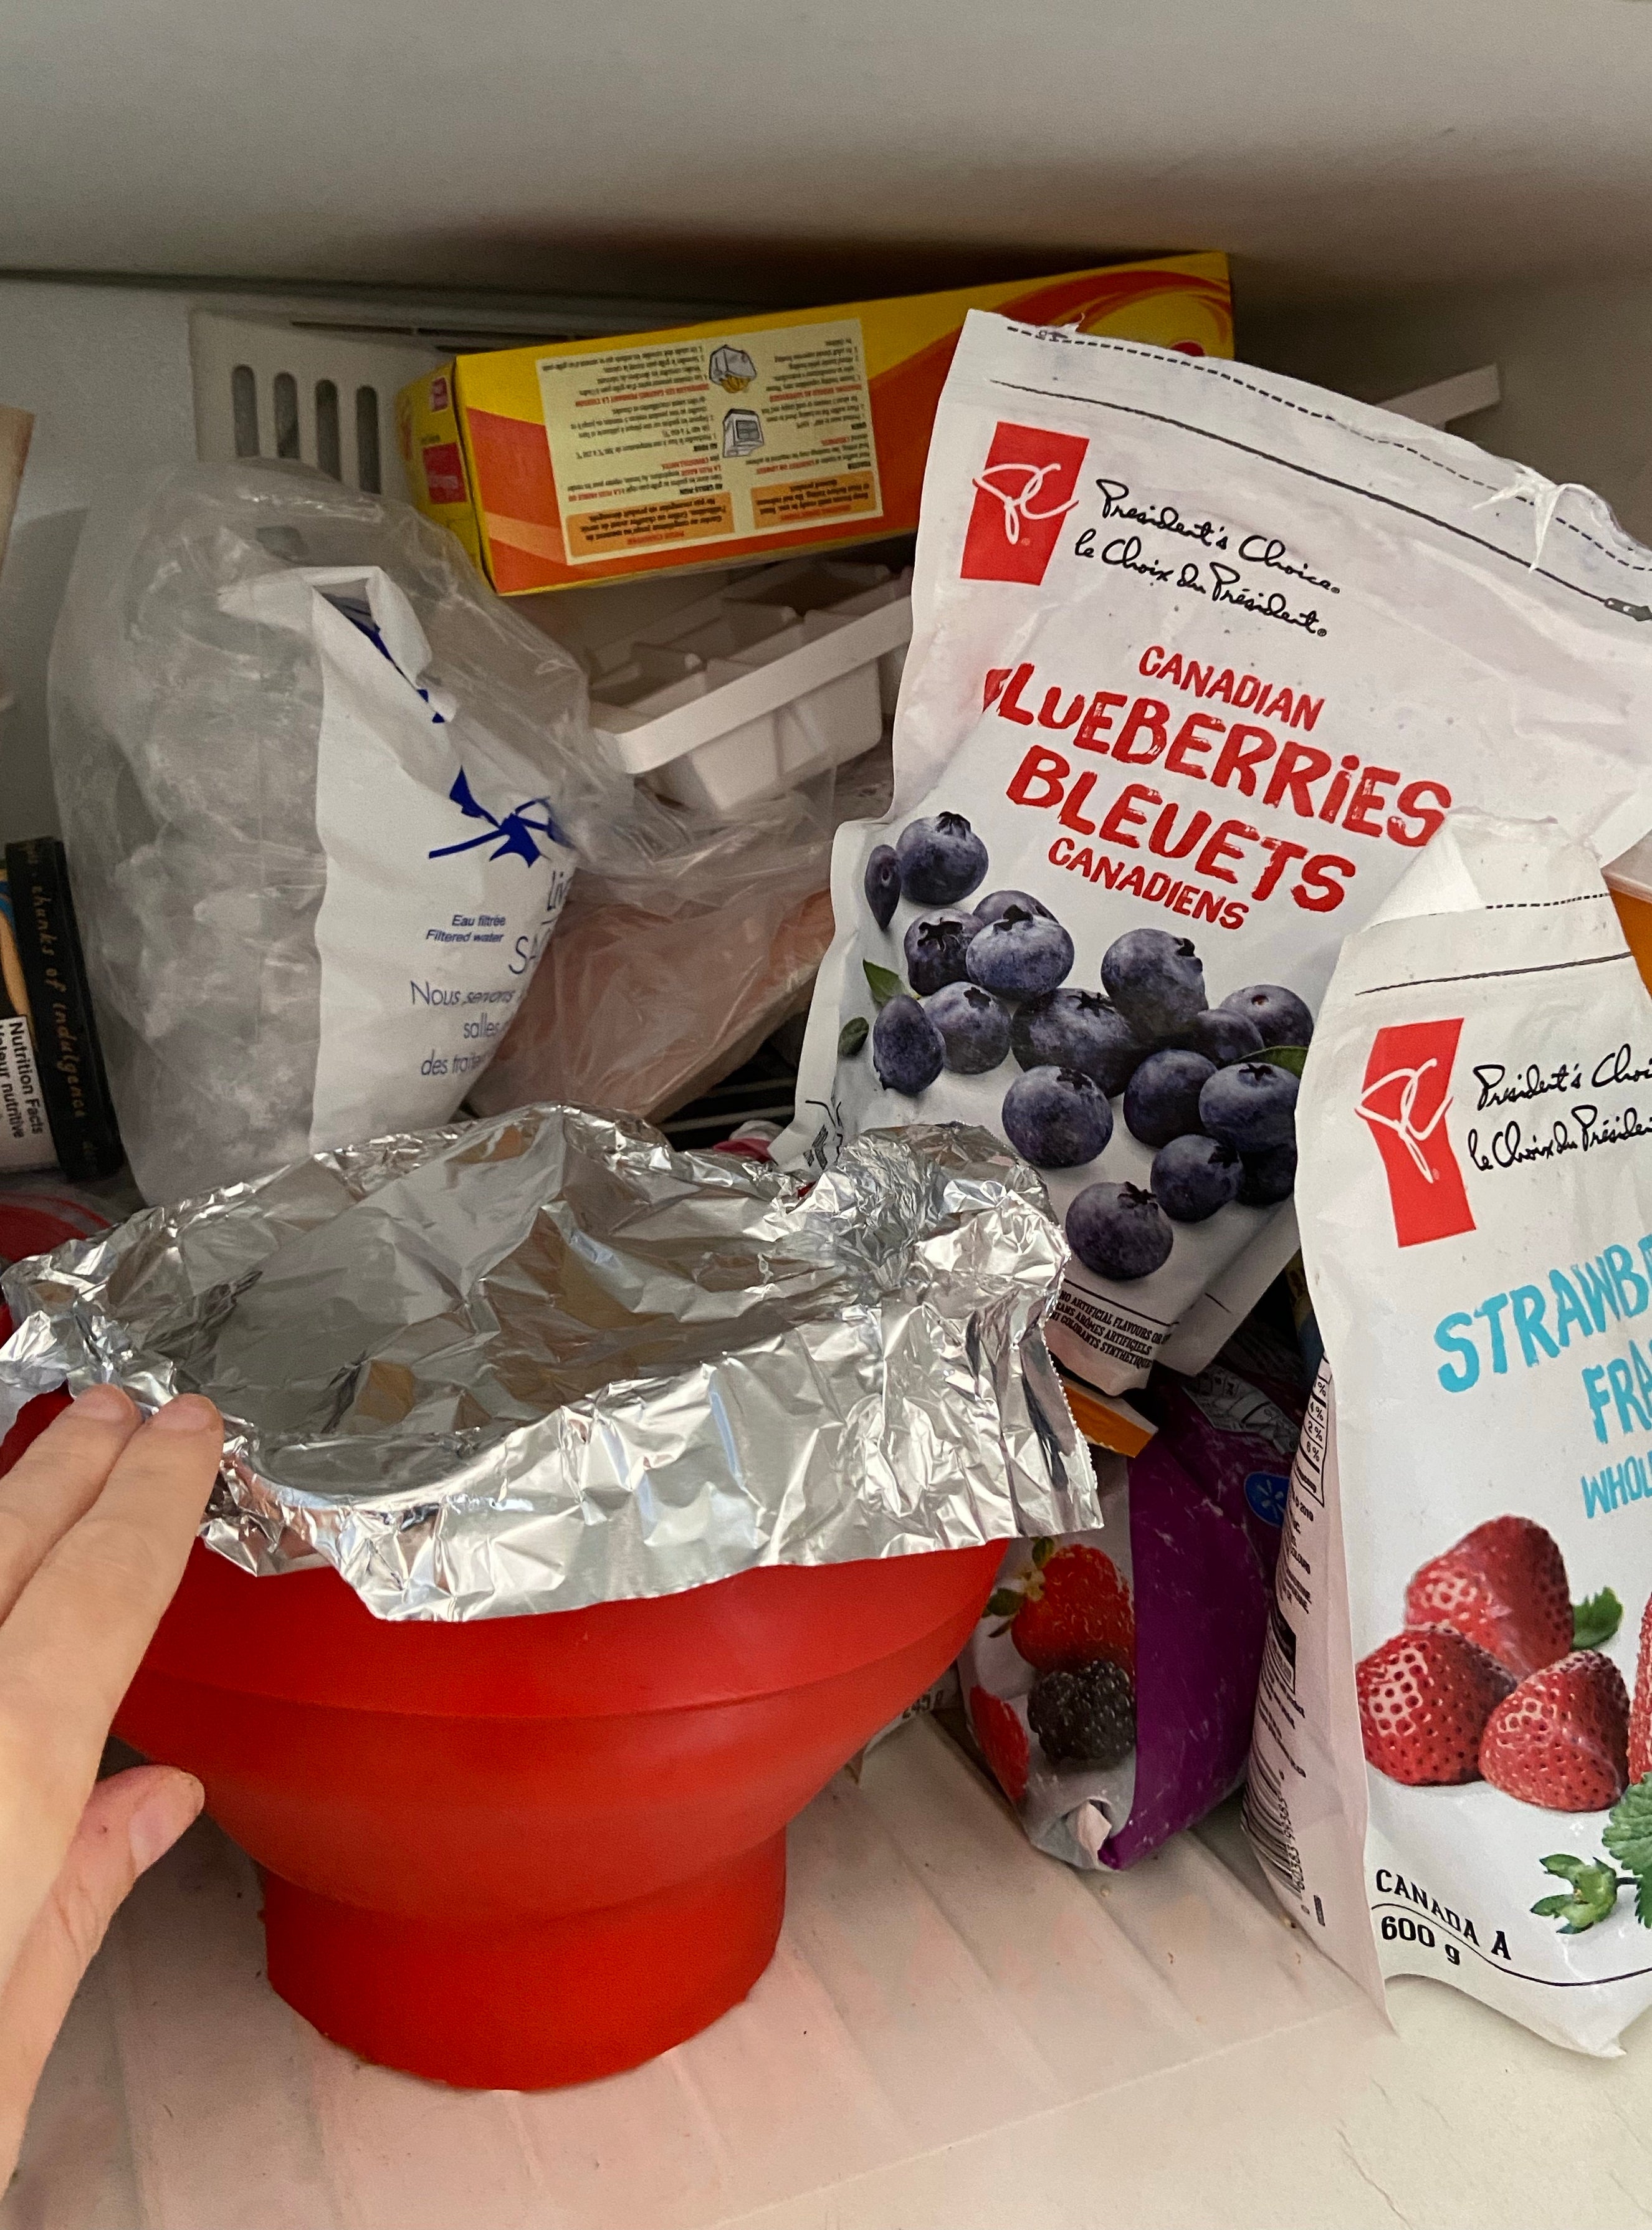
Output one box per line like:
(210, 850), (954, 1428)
(0, 1107), (1095, 1620)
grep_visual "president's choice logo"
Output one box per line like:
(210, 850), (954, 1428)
(960, 422), (1089, 585)
(1358, 1019), (1477, 1247)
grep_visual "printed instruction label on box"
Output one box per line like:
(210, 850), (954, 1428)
(537, 318), (882, 563)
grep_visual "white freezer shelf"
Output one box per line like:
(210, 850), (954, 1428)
(578, 563), (912, 815)
(11, 1716), (1651, 2230)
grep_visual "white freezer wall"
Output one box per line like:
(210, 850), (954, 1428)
(0, 284), (198, 845)
(5, 265), (1652, 847)
(6, 2), (1652, 304)
(1248, 266), (1652, 548)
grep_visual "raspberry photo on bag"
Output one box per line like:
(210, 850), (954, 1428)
(778, 314), (1652, 1394)
(961, 1480), (1140, 1868)
(1248, 813), (1652, 2054)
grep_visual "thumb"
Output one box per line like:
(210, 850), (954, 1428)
(0, 1765), (203, 2181)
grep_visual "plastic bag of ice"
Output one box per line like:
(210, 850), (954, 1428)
(47, 461), (631, 1203)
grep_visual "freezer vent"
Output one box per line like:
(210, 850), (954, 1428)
(190, 313), (447, 504)
(189, 293), (742, 509)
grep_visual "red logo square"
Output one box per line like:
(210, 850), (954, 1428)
(1358, 1019), (1477, 1248)
(960, 421), (1089, 586)
(421, 440), (467, 508)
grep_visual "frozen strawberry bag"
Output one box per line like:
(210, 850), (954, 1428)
(1247, 811), (1652, 2054)
(776, 312), (1652, 1393)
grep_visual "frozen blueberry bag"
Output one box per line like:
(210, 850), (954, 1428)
(1247, 811), (1652, 2054)
(776, 312), (1652, 1393)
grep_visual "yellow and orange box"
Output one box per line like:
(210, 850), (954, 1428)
(396, 253), (1231, 595)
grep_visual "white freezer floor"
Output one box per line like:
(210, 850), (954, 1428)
(7, 1717), (1651, 2230)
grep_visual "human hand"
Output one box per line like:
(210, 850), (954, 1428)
(0, 1385), (222, 2180)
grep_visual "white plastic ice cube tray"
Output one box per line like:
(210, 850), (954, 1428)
(581, 558), (912, 814)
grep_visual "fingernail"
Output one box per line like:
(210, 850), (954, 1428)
(74, 1383), (134, 1422)
(129, 1774), (204, 1874)
(150, 1394), (219, 1434)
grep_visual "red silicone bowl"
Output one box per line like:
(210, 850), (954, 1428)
(108, 1530), (1001, 2089)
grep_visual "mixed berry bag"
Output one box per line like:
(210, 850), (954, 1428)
(960, 1366), (1284, 1869)
(777, 311), (1652, 1394)
(1147, 1326), (1307, 1579)
(1247, 811), (1652, 2054)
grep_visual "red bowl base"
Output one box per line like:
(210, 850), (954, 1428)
(263, 1830), (788, 2090)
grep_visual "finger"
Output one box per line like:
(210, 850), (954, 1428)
(0, 1765), (202, 2185)
(0, 1386), (143, 1624)
(0, 1395), (221, 1935)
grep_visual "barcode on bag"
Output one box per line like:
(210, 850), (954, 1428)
(1243, 1752), (1304, 1896)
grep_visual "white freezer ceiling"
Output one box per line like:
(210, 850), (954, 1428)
(2, 0), (1652, 308)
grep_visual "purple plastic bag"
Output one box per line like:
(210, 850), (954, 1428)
(958, 1360), (1290, 1870)
(1147, 1354), (1306, 1581)
(1102, 1436), (1271, 1868)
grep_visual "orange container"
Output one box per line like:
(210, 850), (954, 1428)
(1610, 879), (1652, 987)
